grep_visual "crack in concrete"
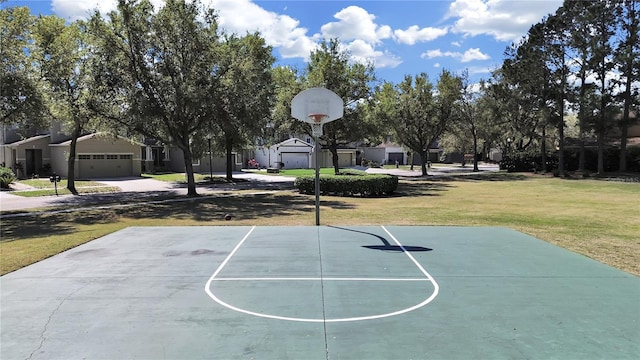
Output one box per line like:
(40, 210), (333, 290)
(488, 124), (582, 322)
(25, 283), (89, 360)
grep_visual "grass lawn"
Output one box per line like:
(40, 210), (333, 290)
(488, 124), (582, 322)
(276, 168), (338, 176)
(143, 173), (247, 184)
(1, 173), (638, 276)
(10, 179), (120, 197)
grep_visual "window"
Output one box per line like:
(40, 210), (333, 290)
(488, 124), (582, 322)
(120, 154), (132, 160)
(93, 155), (104, 160)
(106, 154), (118, 160)
(78, 155), (91, 160)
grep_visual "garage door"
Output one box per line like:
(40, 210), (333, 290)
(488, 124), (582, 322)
(388, 152), (404, 165)
(79, 154), (133, 178)
(281, 152), (309, 169)
(337, 153), (353, 167)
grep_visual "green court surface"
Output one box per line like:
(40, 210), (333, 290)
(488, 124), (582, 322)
(1, 226), (638, 359)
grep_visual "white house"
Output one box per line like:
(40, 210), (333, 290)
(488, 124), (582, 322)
(254, 138), (313, 169)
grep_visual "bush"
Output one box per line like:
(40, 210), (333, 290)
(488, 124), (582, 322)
(294, 173), (398, 197)
(0, 167), (17, 189)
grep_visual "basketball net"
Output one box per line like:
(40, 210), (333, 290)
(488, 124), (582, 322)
(308, 113), (327, 137)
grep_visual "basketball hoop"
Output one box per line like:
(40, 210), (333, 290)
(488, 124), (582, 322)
(308, 113), (327, 137)
(290, 88), (344, 226)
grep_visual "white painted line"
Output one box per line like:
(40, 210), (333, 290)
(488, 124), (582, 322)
(204, 226), (440, 323)
(207, 226), (256, 280)
(212, 277), (429, 281)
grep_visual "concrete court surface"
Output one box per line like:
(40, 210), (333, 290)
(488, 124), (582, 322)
(1, 225), (638, 359)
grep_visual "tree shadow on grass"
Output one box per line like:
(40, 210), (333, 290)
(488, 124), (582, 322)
(0, 193), (355, 241)
(0, 216), (78, 243)
(329, 226), (432, 253)
(429, 172), (529, 182)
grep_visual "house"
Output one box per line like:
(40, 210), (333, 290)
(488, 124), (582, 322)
(49, 133), (143, 178)
(2, 131), (144, 179)
(360, 136), (442, 166)
(254, 138), (313, 169)
(252, 137), (359, 170)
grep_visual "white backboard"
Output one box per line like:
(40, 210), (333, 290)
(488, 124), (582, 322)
(291, 87), (344, 124)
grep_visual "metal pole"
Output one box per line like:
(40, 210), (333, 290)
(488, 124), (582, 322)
(314, 136), (320, 226)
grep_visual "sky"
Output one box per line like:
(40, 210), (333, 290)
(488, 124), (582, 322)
(4, 0), (564, 85)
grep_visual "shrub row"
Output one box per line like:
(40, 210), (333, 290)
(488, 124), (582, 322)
(294, 173), (398, 197)
(0, 167), (16, 189)
(500, 146), (640, 173)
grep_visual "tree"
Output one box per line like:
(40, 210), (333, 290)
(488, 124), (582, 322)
(210, 33), (275, 180)
(304, 39), (377, 174)
(612, 0), (640, 171)
(545, 12), (572, 175)
(33, 16), (100, 193)
(452, 70), (481, 171)
(564, 0), (598, 171)
(93, 0), (222, 196)
(270, 66), (304, 142)
(375, 71), (461, 176)
(502, 32), (545, 170)
(0, 5), (48, 133)
(587, 0), (617, 174)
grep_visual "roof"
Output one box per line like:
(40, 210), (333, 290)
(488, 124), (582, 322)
(51, 132), (144, 147)
(5, 134), (50, 147)
(276, 137), (313, 148)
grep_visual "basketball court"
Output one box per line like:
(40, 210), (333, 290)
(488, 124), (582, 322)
(1, 225), (638, 359)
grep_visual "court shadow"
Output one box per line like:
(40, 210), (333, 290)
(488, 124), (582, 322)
(361, 244), (432, 252)
(329, 226), (432, 252)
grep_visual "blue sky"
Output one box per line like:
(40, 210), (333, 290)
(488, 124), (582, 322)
(4, 0), (563, 85)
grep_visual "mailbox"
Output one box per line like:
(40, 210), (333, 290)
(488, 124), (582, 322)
(49, 174), (61, 182)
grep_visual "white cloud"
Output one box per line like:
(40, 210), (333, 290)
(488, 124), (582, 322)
(393, 25), (448, 45)
(434, 63), (441, 68)
(206, 0), (318, 59)
(320, 6), (392, 45)
(345, 39), (402, 69)
(421, 48), (490, 63)
(49, 1), (412, 69)
(451, 41), (462, 47)
(51, 0), (164, 21)
(446, 0), (562, 42)
(460, 48), (490, 62)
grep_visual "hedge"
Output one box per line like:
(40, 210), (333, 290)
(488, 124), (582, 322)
(294, 173), (398, 197)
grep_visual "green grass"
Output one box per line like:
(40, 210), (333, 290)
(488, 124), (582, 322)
(11, 186), (121, 197)
(17, 179), (105, 189)
(1, 173), (638, 277)
(277, 168), (338, 176)
(12, 179), (120, 197)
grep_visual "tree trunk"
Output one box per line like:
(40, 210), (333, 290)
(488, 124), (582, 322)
(329, 145), (339, 175)
(578, 67), (587, 172)
(66, 125), (80, 195)
(619, 67), (632, 172)
(540, 127), (547, 173)
(558, 112), (565, 176)
(597, 132), (605, 175)
(181, 146), (198, 196)
(225, 139), (234, 180)
(472, 130), (479, 172)
(420, 150), (428, 176)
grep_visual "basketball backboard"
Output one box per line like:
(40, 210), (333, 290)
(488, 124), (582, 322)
(291, 87), (344, 124)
